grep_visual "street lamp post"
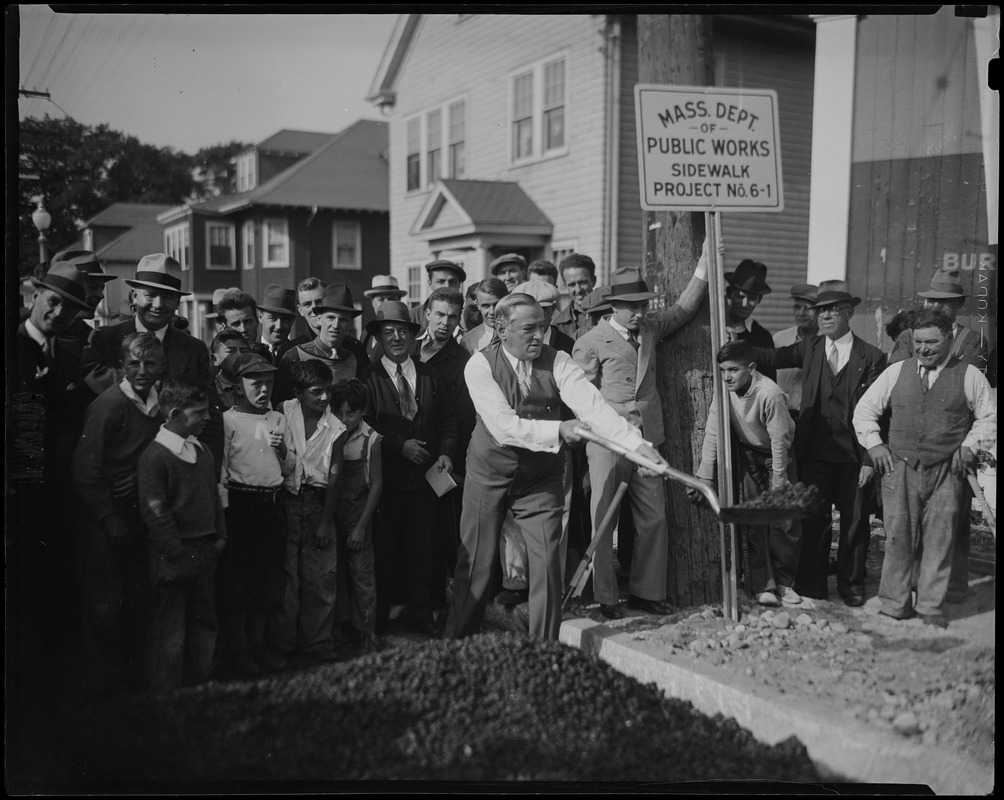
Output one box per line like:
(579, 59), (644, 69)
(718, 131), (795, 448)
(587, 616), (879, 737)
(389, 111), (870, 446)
(31, 198), (51, 278)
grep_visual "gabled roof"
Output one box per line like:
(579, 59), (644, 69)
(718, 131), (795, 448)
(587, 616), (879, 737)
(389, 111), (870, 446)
(82, 202), (175, 229)
(412, 179), (552, 240)
(255, 129), (339, 156)
(81, 202), (175, 264)
(367, 14), (422, 107)
(176, 119), (389, 218)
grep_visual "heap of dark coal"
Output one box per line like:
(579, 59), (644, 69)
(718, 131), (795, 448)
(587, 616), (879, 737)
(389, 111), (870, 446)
(66, 633), (818, 784)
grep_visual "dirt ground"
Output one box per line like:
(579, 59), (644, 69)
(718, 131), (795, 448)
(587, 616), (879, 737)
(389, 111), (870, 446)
(568, 516), (996, 773)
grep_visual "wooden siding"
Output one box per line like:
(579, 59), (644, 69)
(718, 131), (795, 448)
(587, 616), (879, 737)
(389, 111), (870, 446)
(712, 26), (816, 337)
(846, 11), (995, 352)
(386, 14), (611, 296)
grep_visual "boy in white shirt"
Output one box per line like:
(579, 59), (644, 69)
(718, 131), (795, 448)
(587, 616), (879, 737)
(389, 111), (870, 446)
(692, 340), (802, 608)
(217, 352), (295, 676)
(275, 360), (346, 661)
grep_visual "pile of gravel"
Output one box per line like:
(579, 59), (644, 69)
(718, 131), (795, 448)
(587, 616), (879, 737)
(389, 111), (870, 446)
(67, 633), (818, 784)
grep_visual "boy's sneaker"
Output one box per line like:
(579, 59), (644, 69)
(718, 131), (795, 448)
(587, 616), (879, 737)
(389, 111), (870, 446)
(232, 650), (263, 677)
(756, 591), (780, 607)
(778, 585), (802, 606)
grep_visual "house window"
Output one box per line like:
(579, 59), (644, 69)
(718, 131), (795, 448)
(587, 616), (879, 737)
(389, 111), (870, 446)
(333, 221), (361, 270)
(206, 222), (236, 270)
(448, 101), (466, 178)
(510, 54), (569, 164)
(406, 117), (421, 192)
(262, 218), (289, 268)
(512, 72), (534, 161)
(242, 220), (256, 270)
(165, 222), (191, 271)
(426, 109), (442, 187)
(543, 59), (565, 151)
(236, 153), (256, 192)
(407, 264), (423, 308)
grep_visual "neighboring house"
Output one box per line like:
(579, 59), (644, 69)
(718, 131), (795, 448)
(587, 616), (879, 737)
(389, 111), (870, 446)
(367, 13), (817, 331)
(79, 202), (176, 324)
(157, 121), (390, 342)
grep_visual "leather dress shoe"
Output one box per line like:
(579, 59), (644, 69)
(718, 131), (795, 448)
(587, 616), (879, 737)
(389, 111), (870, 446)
(627, 595), (675, 615)
(919, 613), (948, 628)
(599, 603), (624, 619)
(841, 592), (865, 607)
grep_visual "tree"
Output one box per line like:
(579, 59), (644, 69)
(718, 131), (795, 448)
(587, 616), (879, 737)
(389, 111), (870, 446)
(191, 141), (252, 201)
(638, 15), (720, 607)
(17, 116), (198, 277)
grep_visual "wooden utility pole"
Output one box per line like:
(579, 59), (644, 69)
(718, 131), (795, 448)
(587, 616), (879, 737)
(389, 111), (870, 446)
(638, 14), (720, 607)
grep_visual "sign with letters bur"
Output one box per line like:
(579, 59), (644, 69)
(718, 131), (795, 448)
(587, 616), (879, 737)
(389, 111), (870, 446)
(635, 84), (784, 213)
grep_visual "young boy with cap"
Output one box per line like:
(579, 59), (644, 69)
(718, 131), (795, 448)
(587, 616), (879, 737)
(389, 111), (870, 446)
(138, 375), (225, 692)
(73, 332), (165, 694)
(275, 360), (347, 662)
(217, 351), (296, 675)
(692, 340), (802, 608)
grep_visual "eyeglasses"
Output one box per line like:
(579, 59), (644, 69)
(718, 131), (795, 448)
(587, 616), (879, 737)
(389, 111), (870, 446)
(817, 305), (849, 317)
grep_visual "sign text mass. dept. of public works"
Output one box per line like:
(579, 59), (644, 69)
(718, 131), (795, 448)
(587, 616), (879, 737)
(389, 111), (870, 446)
(635, 85), (784, 212)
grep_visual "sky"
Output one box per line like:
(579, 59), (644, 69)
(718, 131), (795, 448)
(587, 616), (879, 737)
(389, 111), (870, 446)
(16, 6), (399, 153)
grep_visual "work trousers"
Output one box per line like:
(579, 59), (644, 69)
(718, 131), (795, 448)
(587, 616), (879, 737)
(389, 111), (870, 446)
(797, 458), (870, 600)
(80, 498), (149, 694)
(447, 449), (564, 641)
(738, 450), (801, 595)
(146, 535), (220, 693)
(334, 459), (377, 634)
(879, 458), (963, 617)
(274, 487), (338, 656)
(586, 442), (669, 605)
(500, 448), (574, 591)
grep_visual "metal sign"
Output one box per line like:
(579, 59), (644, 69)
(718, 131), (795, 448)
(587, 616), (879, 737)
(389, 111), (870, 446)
(636, 85), (784, 212)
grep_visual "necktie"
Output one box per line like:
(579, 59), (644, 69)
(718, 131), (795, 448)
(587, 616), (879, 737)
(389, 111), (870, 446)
(827, 344), (840, 375)
(627, 331), (640, 351)
(516, 360), (532, 398)
(42, 337), (55, 369)
(921, 367), (933, 392)
(396, 364), (417, 420)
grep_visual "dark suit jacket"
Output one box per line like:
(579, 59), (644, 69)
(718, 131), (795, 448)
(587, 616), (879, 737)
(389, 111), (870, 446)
(411, 338), (474, 474)
(359, 358), (457, 492)
(753, 334), (887, 466)
(82, 316), (212, 396)
(733, 319), (777, 382)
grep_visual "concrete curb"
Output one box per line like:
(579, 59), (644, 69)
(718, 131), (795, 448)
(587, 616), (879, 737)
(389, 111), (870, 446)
(559, 617), (994, 795)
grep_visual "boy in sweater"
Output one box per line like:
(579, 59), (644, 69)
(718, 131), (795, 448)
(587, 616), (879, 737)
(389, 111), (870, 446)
(217, 352), (296, 675)
(138, 376), (225, 692)
(276, 360), (346, 661)
(73, 332), (164, 695)
(692, 341), (802, 607)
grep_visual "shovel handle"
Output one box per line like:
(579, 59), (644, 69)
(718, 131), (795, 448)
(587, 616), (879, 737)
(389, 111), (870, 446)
(573, 426), (722, 516)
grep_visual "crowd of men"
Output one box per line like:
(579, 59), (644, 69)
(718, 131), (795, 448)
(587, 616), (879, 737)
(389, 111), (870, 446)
(10, 243), (995, 697)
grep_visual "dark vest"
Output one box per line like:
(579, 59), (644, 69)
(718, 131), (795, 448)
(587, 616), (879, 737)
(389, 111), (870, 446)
(807, 358), (858, 463)
(889, 357), (971, 468)
(469, 342), (563, 470)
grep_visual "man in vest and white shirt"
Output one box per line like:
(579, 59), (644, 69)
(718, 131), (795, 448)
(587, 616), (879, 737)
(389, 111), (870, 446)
(853, 308), (995, 627)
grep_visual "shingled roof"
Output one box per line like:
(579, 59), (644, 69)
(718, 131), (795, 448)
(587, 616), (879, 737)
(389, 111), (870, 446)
(439, 179), (551, 227)
(255, 129), (338, 156)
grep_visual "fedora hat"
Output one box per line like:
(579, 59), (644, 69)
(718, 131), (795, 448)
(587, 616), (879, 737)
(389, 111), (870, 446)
(812, 280), (861, 309)
(789, 283), (818, 303)
(489, 253), (527, 276)
(52, 249), (117, 282)
(364, 274), (407, 299)
(608, 266), (657, 303)
(724, 259), (772, 295)
(917, 268), (967, 300)
(314, 283), (361, 317)
(125, 253), (190, 295)
(365, 300), (422, 336)
(30, 261), (92, 310)
(583, 285), (613, 315)
(512, 280), (561, 307)
(425, 259), (467, 282)
(258, 284), (297, 316)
